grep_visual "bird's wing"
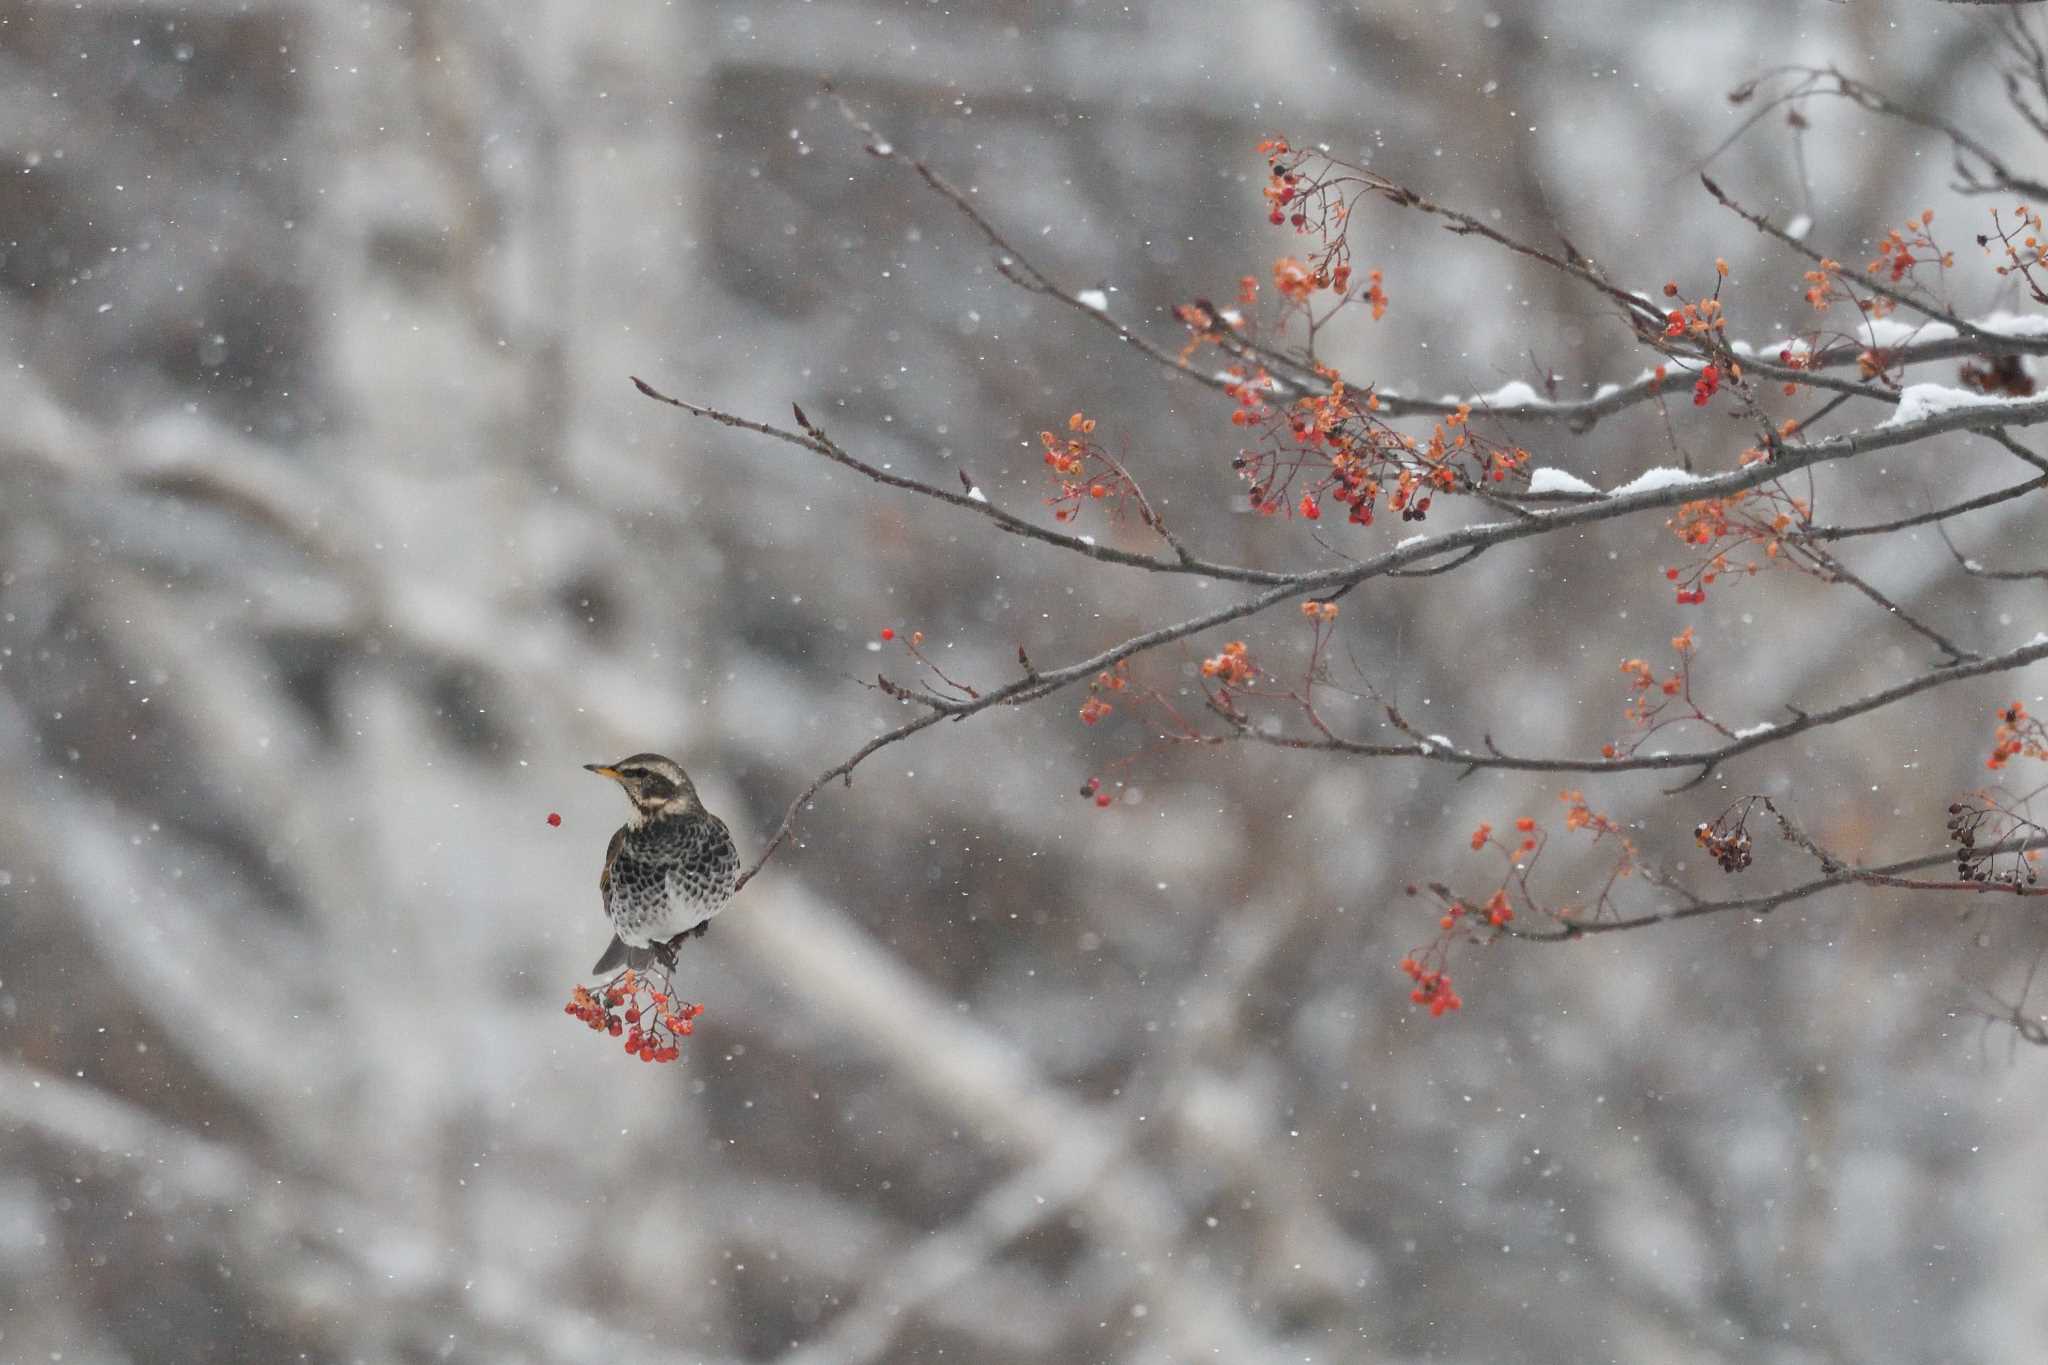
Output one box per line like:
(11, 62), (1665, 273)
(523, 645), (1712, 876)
(598, 824), (626, 910)
(651, 814), (740, 909)
(708, 815), (740, 883)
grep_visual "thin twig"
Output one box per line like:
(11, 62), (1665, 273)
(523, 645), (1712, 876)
(1702, 174), (2001, 344)
(1816, 553), (1980, 662)
(1799, 474), (2047, 541)
(632, 377), (1292, 586)
(1508, 836), (2048, 942)
(1225, 636), (2048, 776)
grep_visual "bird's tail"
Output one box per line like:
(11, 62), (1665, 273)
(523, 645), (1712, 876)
(592, 935), (658, 975)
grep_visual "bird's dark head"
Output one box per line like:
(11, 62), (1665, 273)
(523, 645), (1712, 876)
(585, 753), (703, 824)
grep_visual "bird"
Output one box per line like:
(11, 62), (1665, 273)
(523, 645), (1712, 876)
(583, 753), (740, 975)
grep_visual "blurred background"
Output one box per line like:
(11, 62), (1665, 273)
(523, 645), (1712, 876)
(5, 1), (2048, 1361)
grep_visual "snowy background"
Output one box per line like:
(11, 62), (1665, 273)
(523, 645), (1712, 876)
(5, 1), (2048, 1361)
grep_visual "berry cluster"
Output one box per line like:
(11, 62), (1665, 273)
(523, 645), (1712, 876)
(1801, 258), (1843, 312)
(1987, 700), (2048, 771)
(1947, 797), (2046, 888)
(1662, 484), (1811, 606)
(1986, 203), (2048, 305)
(1785, 226), (1960, 388)
(1234, 380), (1526, 528)
(1398, 956), (1463, 1016)
(1691, 363), (1722, 407)
(1397, 795), (1642, 1017)
(1261, 148), (1309, 229)
(1659, 273), (1729, 342)
(1868, 210), (1950, 284)
(1256, 139), (1358, 286)
(1221, 365), (1280, 431)
(1199, 640), (1256, 687)
(1038, 412), (1142, 525)
(1078, 775), (1114, 809)
(1693, 817), (1755, 873)
(564, 967), (704, 1064)
(1078, 665), (1128, 729)
(1558, 789), (1633, 853)
(1601, 630), (1734, 759)
(1181, 143), (1542, 531)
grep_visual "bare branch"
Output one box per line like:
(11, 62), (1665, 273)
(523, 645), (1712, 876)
(1231, 636), (2048, 775)
(1800, 473), (2047, 541)
(1509, 836), (2048, 942)
(1815, 552), (1980, 662)
(1804, 65), (2048, 200)
(631, 376), (1294, 586)
(1702, 173), (1999, 343)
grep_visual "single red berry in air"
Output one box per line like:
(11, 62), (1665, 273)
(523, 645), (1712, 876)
(881, 627), (895, 641)
(547, 812), (562, 827)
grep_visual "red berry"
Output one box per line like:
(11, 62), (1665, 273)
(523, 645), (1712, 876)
(639, 1046), (656, 1061)
(880, 627), (895, 641)
(546, 812), (562, 827)
(624, 1007), (641, 1024)
(1095, 792), (1112, 808)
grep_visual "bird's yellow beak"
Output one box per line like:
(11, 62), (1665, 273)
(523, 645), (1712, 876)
(584, 764), (623, 781)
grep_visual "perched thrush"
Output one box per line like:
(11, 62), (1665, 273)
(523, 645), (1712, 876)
(584, 753), (740, 974)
